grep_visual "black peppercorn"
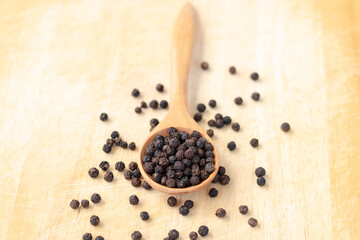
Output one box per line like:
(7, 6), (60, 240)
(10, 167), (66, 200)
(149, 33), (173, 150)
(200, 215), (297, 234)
(189, 231), (198, 240)
(206, 129), (214, 137)
(70, 199), (79, 209)
(152, 172), (162, 183)
(90, 215), (100, 226)
(149, 100), (159, 109)
(81, 199), (89, 208)
(106, 138), (114, 147)
(229, 66), (236, 74)
(83, 233), (92, 240)
(100, 113), (108, 121)
(115, 161), (125, 171)
(239, 205), (248, 214)
(250, 72), (259, 80)
(248, 217), (258, 227)
(201, 62), (209, 70)
(160, 100), (168, 109)
(257, 177), (266, 186)
(131, 231), (142, 240)
(88, 167), (99, 178)
(218, 166), (226, 175)
(95, 236), (104, 240)
(129, 195), (139, 205)
(211, 173), (219, 183)
(179, 205), (189, 216)
(142, 181), (152, 190)
(215, 113), (223, 120)
(124, 170), (133, 180)
(91, 193), (101, 204)
(208, 119), (215, 127)
(131, 178), (142, 187)
(234, 97), (243, 105)
(190, 175), (200, 186)
(99, 161), (110, 171)
(114, 137), (122, 146)
(111, 131), (119, 139)
(132, 88), (140, 97)
(208, 99), (216, 108)
(143, 162), (154, 174)
(141, 101), (147, 108)
(166, 178), (176, 187)
(255, 167), (266, 177)
(133, 169), (141, 178)
(215, 208), (226, 218)
(250, 138), (258, 148)
(156, 83), (164, 92)
(281, 122), (290, 132)
(128, 161), (138, 171)
(168, 229), (179, 240)
(150, 118), (159, 128)
(197, 103), (206, 112)
(219, 175), (230, 185)
(204, 163), (215, 173)
(209, 188), (218, 198)
(129, 142), (136, 150)
(227, 141), (236, 151)
(102, 144), (111, 153)
(184, 200), (194, 209)
(232, 122), (240, 132)
(104, 171), (113, 182)
(223, 116), (231, 125)
(120, 141), (128, 149)
(198, 225), (209, 237)
(215, 119), (224, 128)
(193, 112), (202, 122)
(167, 196), (177, 207)
(135, 107), (142, 114)
(251, 92), (260, 101)
(140, 211), (149, 221)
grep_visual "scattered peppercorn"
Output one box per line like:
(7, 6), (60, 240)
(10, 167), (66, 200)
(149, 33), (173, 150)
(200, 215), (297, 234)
(143, 181), (152, 190)
(102, 144), (111, 153)
(114, 137), (122, 146)
(215, 113), (223, 120)
(141, 101), (147, 108)
(111, 131), (119, 139)
(129, 161), (138, 171)
(231, 122), (240, 132)
(218, 166), (226, 175)
(250, 138), (258, 148)
(250, 72), (259, 80)
(208, 99), (216, 108)
(128, 142), (136, 150)
(219, 175), (230, 185)
(90, 215), (100, 226)
(167, 196), (177, 207)
(257, 177), (266, 186)
(281, 122), (290, 132)
(197, 103), (206, 112)
(223, 116), (231, 125)
(133, 169), (141, 178)
(95, 236), (104, 240)
(149, 100), (159, 109)
(239, 205), (248, 214)
(248, 217), (258, 227)
(129, 195), (139, 205)
(193, 112), (202, 122)
(189, 231), (198, 240)
(206, 129), (214, 137)
(135, 107), (142, 114)
(201, 62), (209, 70)
(234, 97), (243, 105)
(99, 161), (110, 171)
(83, 233), (92, 240)
(209, 188), (218, 198)
(227, 141), (236, 151)
(124, 170), (133, 180)
(168, 229), (179, 240)
(81, 199), (89, 208)
(140, 211), (149, 221)
(131, 231), (142, 240)
(91, 193), (101, 204)
(150, 118), (159, 128)
(251, 92), (260, 101)
(184, 200), (194, 209)
(131, 178), (142, 187)
(215, 119), (224, 128)
(88, 167), (99, 178)
(208, 119), (215, 127)
(255, 167), (266, 177)
(179, 205), (189, 216)
(115, 161), (125, 171)
(132, 89), (140, 97)
(215, 208), (226, 218)
(107, 139), (114, 147)
(229, 66), (236, 74)
(198, 225), (209, 237)
(104, 171), (114, 182)
(119, 141), (127, 149)
(70, 199), (79, 209)
(100, 113), (108, 121)
(156, 83), (164, 92)
(160, 100), (168, 109)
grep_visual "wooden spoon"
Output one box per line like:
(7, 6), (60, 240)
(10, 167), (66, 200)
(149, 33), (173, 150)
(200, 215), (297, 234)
(139, 3), (219, 195)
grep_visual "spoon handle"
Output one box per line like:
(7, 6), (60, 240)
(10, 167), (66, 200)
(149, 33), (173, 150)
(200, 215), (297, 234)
(169, 3), (195, 115)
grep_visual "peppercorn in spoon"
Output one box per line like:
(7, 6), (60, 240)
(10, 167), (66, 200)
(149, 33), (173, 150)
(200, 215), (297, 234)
(139, 3), (219, 194)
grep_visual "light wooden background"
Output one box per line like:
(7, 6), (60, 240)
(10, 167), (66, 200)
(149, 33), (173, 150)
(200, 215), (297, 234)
(0, 0), (359, 239)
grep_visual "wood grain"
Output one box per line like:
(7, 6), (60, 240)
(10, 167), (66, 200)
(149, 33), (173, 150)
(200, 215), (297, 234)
(0, 0), (359, 239)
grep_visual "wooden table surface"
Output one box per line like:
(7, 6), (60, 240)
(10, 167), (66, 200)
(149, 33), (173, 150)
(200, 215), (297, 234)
(0, 0), (359, 239)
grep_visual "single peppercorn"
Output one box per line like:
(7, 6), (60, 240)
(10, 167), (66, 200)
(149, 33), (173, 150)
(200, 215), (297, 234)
(141, 101), (147, 108)
(215, 113), (223, 120)
(132, 88), (140, 97)
(197, 103), (206, 112)
(248, 217), (258, 227)
(223, 116), (232, 125)
(160, 100), (168, 109)
(184, 200), (194, 209)
(218, 166), (226, 175)
(102, 144), (111, 153)
(156, 83), (164, 92)
(251, 92), (260, 101)
(189, 231), (198, 240)
(120, 141), (128, 149)
(255, 167), (266, 177)
(133, 168), (141, 178)
(95, 237), (104, 240)
(239, 205), (248, 214)
(227, 141), (236, 151)
(111, 131), (119, 139)
(100, 113), (108, 121)
(198, 225), (209, 237)
(81, 199), (89, 208)
(131, 231), (142, 240)
(140, 211), (149, 221)
(135, 107), (142, 114)
(124, 170), (133, 180)
(234, 97), (243, 105)
(208, 99), (216, 108)
(99, 161), (110, 171)
(114, 137), (122, 146)
(179, 205), (189, 216)
(208, 119), (215, 127)
(209, 188), (218, 198)
(206, 129), (214, 137)
(131, 178), (142, 187)
(142, 181), (152, 190)
(215, 208), (226, 218)
(250, 138), (259, 148)
(232, 122), (240, 132)
(219, 175), (231, 185)
(250, 72), (259, 80)
(149, 100), (159, 109)
(129, 195), (139, 205)
(215, 119), (224, 128)
(90, 215), (100, 226)
(88, 167), (99, 178)
(229, 66), (236, 74)
(193, 112), (202, 122)
(129, 142), (136, 150)
(281, 122), (291, 132)
(83, 233), (92, 240)
(106, 138), (114, 146)
(168, 229), (179, 240)
(129, 161), (138, 171)
(257, 177), (266, 186)
(167, 196), (177, 207)
(201, 62), (209, 70)
(115, 161), (125, 171)
(70, 199), (79, 209)
(150, 118), (159, 128)
(91, 193), (101, 204)
(104, 171), (114, 182)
